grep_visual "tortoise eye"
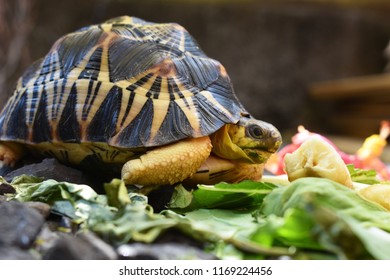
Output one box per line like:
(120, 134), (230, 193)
(247, 125), (264, 139)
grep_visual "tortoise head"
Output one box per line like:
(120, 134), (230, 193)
(210, 117), (282, 164)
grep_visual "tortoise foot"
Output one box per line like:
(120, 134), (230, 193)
(121, 136), (212, 186)
(0, 142), (24, 167)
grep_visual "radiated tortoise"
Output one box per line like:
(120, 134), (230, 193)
(0, 16), (282, 186)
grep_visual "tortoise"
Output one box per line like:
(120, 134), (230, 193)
(0, 16), (282, 186)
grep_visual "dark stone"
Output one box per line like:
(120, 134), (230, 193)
(0, 246), (37, 260)
(34, 225), (61, 255)
(117, 228), (214, 260)
(4, 158), (106, 192)
(0, 200), (45, 249)
(43, 232), (117, 260)
(146, 184), (176, 213)
(0, 164), (19, 178)
(25, 201), (51, 219)
(155, 228), (205, 249)
(0, 182), (15, 195)
(77, 232), (118, 260)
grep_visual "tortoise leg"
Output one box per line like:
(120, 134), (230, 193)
(122, 136), (212, 186)
(0, 142), (25, 167)
(184, 155), (264, 186)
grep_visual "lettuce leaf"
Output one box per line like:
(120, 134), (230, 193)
(260, 177), (390, 259)
(347, 164), (381, 185)
(163, 209), (292, 258)
(85, 193), (177, 245)
(169, 180), (277, 211)
(6, 174), (390, 260)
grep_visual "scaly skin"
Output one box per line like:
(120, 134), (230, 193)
(211, 118), (282, 164)
(0, 142), (25, 167)
(122, 136), (212, 185)
(184, 155), (264, 186)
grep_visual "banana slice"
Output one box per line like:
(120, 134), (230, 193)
(284, 137), (353, 188)
(358, 184), (390, 210)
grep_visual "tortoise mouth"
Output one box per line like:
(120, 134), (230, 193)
(243, 148), (275, 164)
(241, 135), (282, 163)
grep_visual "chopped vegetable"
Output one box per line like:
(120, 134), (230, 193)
(266, 122), (390, 180)
(358, 184), (390, 211)
(283, 138), (353, 188)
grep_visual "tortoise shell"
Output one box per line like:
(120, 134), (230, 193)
(0, 16), (246, 149)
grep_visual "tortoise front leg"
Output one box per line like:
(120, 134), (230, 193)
(121, 136), (212, 186)
(184, 155), (264, 186)
(0, 142), (25, 167)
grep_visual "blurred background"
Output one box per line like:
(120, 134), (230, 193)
(2, 0), (390, 146)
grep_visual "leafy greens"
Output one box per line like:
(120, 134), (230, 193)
(4, 171), (390, 259)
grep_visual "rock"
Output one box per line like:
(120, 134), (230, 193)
(3, 158), (106, 192)
(0, 246), (38, 260)
(77, 232), (118, 260)
(42, 232), (117, 260)
(25, 202), (51, 219)
(4, 158), (81, 182)
(117, 229), (215, 260)
(0, 182), (15, 195)
(0, 201), (44, 249)
(117, 243), (216, 260)
(0, 164), (19, 178)
(155, 228), (205, 248)
(0, 200), (45, 249)
(34, 225), (62, 255)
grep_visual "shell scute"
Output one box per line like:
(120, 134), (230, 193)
(78, 47), (103, 81)
(56, 28), (103, 78)
(112, 98), (154, 147)
(0, 89), (28, 141)
(57, 84), (80, 142)
(32, 88), (51, 143)
(86, 85), (122, 142)
(108, 38), (171, 82)
(21, 58), (44, 87)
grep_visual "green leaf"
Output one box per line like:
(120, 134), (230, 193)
(266, 208), (321, 249)
(164, 209), (293, 258)
(52, 200), (78, 219)
(261, 177), (390, 231)
(11, 174), (44, 185)
(169, 180), (278, 211)
(85, 193), (177, 245)
(206, 241), (245, 260)
(104, 178), (130, 208)
(341, 215), (390, 260)
(13, 176), (98, 205)
(347, 164), (380, 185)
(168, 184), (193, 209)
(10, 175), (108, 223)
(261, 177), (390, 259)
